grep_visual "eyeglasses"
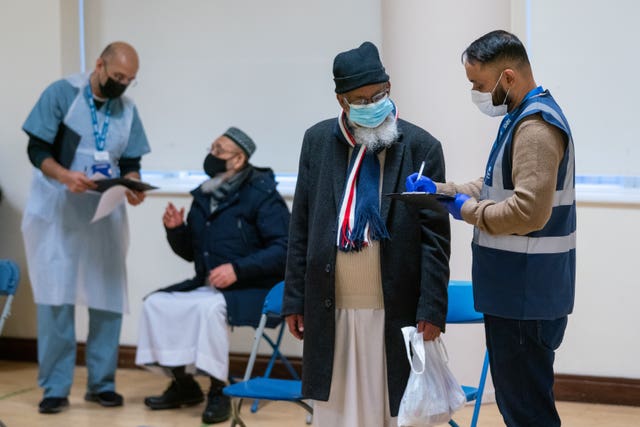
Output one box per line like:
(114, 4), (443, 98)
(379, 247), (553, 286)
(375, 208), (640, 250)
(104, 63), (138, 87)
(210, 144), (242, 157)
(344, 88), (389, 106)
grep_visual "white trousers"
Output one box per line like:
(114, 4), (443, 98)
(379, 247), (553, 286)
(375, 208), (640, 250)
(313, 308), (398, 427)
(135, 286), (229, 381)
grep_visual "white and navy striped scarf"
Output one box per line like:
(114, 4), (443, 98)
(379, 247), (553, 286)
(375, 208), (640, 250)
(336, 109), (398, 252)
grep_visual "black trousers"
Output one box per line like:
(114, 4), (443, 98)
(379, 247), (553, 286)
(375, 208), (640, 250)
(484, 314), (568, 427)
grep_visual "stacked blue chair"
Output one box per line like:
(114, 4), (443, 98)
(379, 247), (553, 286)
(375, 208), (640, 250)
(0, 259), (20, 335)
(447, 280), (490, 427)
(223, 281), (312, 427)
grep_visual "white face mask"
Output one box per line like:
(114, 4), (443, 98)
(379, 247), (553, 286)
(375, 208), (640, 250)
(471, 71), (510, 117)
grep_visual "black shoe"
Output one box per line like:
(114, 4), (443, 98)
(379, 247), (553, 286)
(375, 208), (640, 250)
(144, 378), (204, 410)
(201, 386), (231, 424)
(84, 391), (124, 407)
(38, 397), (69, 414)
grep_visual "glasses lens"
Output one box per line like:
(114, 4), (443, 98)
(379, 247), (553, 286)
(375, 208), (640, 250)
(347, 89), (388, 106)
(371, 90), (388, 104)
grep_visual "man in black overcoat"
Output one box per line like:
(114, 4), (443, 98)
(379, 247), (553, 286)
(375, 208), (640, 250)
(282, 41), (451, 426)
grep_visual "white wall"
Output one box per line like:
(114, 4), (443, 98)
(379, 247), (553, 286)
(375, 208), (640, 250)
(1, 0), (640, 389)
(556, 204), (640, 377)
(82, 0), (383, 173)
(0, 0), (64, 337)
(525, 0), (640, 176)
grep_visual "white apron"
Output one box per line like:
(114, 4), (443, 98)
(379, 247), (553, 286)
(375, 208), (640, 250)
(21, 74), (133, 313)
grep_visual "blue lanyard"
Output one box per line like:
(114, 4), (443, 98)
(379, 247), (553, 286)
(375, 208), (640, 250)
(497, 86), (545, 140)
(85, 84), (112, 151)
(485, 86), (546, 184)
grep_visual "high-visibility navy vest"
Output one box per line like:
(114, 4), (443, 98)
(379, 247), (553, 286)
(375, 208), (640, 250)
(472, 88), (576, 320)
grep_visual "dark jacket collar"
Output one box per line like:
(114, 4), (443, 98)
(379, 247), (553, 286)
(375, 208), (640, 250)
(190, 165), (278, 215)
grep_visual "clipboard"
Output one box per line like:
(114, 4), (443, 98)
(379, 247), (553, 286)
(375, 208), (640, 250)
(92, 177), (158, 193)
(384, 192), (454, 209)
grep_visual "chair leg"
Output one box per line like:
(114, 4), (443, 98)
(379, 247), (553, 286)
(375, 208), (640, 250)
(0, 294), (14, 335)
(230, 398), (247, 427)
(250, 398), (260, 413)
(470, 351), (490, 427)
(304, 400), (314, 425)
(250, 324), (300, 414)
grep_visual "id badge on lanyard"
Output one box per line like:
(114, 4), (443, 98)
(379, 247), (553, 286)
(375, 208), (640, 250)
(92, 151), (112, 177)
(86, 84), (113, 177)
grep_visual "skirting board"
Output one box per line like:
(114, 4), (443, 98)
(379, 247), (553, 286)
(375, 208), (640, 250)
(1, 337), (639, 407)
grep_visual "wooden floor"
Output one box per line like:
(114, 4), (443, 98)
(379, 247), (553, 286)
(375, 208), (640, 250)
(1, 361), (639, 427)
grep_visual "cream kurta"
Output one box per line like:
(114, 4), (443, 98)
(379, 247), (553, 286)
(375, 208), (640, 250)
(135, 286), (230, 381)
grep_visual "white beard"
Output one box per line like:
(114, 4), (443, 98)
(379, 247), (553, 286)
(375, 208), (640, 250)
(349, 114), (399, 152)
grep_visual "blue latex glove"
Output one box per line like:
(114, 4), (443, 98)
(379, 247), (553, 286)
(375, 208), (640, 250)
(405, 172), (436, 193)
(444, 193), (471, 220)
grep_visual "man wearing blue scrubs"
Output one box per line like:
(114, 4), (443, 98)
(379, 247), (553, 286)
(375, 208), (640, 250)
(408, 30), (575, 426)
(22, 41), (150, 414)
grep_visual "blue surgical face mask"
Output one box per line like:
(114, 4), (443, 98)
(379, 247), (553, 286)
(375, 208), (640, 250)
(348, 96), (394, 128)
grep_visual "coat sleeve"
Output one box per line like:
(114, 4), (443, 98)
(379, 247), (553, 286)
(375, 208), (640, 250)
(231, 191), (290, 281)
(416, 141), (451, 330)
(282, 130), (312, 317)
(165, 222), (194, 262)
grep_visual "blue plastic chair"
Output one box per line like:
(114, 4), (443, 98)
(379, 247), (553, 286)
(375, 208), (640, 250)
(446, 280), (490, 427)
(223, 282), (312, 427)
(0, 259), (20, 335)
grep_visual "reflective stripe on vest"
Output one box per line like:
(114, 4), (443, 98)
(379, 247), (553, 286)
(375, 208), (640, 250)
(475, 95), (576, 256)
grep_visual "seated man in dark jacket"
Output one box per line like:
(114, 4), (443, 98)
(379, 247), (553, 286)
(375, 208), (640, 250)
(135, 127), (290, 424)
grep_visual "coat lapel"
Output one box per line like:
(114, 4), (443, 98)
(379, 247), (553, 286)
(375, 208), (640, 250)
(380, 139), (406, 224)
(332, 125), (349, 214)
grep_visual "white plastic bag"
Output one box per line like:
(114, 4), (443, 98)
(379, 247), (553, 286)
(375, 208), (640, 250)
(397, 326), (466, 427)
(432, 339), (466, 414)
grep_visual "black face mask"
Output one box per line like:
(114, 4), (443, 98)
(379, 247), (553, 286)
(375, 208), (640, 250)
(203, 154), (227, 177)
(99, 77), (128, 99)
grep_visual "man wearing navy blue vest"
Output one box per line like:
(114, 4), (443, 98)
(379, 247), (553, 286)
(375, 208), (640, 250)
(408, 30), (575, 426)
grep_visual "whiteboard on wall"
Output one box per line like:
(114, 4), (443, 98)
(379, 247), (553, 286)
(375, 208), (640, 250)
(81, 0), (382, 173)
(527, 0), (640, 176)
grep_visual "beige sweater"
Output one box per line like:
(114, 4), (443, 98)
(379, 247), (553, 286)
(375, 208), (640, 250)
(438, 114), (567, 236)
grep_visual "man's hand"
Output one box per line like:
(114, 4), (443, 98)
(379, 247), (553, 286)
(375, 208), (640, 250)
(444, 193), (471, 220)
(163, 202), (185, 228)
(208, 263), (237, 289)
(123, 172), (146, 206)
(405, 172), (437, 193)
(126, 189), (146, 206)
(417, 320), (441, 341)
(60, 170), (97, 193)
(286, 314), (305, 340)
